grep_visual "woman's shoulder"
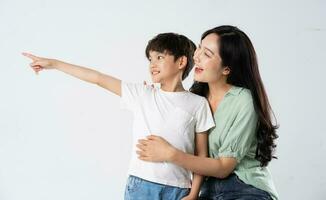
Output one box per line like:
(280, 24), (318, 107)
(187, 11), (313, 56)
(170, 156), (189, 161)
(241, 89), (253, 102)
(231, 86), (254, 109)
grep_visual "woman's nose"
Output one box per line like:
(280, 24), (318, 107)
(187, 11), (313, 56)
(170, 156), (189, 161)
(193, 48), (201, 62)
(193, 52), (199, 63)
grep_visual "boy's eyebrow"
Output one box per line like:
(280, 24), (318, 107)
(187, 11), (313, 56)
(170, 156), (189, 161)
(148, 50), (166, 56)
(156, 50), (168, 55)
(148, 52), (165, 59)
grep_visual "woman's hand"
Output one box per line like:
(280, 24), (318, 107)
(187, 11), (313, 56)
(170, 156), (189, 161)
(136, 135), (177, 162)
(22, 52), (57, 74)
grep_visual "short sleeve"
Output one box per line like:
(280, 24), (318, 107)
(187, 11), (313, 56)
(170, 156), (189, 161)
(195, 98), (215, 133)
(120, 81), (144, 111)
(217, 100), (258, 163)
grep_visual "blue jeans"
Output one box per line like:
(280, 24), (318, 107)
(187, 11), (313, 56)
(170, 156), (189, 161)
(199, 174), (272, 200)
(124, 175), (190, 200)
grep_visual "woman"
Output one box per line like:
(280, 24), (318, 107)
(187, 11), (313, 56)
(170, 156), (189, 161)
(136, 25), (279, 200)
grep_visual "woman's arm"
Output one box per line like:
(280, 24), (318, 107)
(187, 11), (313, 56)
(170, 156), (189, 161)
(137, 135), (237, 178)
(22, 52), (121, 96)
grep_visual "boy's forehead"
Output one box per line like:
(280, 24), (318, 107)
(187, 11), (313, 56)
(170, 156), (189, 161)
(148, 50), (171, 56)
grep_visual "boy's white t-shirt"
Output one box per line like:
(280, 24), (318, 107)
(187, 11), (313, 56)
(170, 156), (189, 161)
(121, 82), (215, 188)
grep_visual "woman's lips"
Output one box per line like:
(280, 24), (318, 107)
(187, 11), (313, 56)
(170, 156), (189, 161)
(195, 67), (203, 74)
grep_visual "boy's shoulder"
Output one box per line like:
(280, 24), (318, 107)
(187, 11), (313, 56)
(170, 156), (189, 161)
(175, 92), (209, 111)
(185, 91), (207, 102)
(122, 81), (154, 91)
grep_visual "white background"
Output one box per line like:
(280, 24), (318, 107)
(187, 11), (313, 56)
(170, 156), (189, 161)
(0, 0), (325, 199)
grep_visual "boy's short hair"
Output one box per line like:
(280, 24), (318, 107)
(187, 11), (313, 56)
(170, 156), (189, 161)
(145, 33), (196, 80)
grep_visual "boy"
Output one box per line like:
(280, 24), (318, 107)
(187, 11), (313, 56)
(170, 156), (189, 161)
(23, 32), (215, 199)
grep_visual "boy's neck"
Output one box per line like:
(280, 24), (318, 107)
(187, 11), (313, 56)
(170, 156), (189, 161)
(160, 78), (185, 92)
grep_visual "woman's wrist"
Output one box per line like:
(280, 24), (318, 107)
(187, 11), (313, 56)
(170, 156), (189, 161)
(167, 146), (179, 162)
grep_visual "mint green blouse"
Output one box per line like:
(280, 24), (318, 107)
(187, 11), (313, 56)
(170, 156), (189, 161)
(208, 86), (278, 200)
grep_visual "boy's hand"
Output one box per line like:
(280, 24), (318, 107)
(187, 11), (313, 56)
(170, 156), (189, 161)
(22, 52), (57, 74)
(181, 194), (197, 200)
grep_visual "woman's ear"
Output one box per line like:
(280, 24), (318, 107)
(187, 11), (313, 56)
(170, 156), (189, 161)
(178, 56), (187, 70)
(222, 66), (231, 76)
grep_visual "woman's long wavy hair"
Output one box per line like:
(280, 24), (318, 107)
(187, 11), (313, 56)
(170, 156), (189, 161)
(190, 25), (278, 167)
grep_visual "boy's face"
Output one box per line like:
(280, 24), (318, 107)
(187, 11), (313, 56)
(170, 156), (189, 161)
(148, 50), (181, 83)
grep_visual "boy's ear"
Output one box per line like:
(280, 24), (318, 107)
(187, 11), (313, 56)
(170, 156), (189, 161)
(178, 56), (187, 70)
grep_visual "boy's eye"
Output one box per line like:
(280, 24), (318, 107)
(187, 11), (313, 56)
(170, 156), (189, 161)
(157, 56), (164, 59)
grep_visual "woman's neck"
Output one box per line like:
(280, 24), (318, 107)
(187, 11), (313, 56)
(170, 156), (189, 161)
(208, 81), (232, 100)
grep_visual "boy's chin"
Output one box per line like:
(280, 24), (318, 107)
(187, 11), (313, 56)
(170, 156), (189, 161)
(151, 78), (161, 83)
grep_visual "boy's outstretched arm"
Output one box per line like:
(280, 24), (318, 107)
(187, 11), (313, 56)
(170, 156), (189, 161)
(182, 132), (208, 200)
(22, 52), (121, 96)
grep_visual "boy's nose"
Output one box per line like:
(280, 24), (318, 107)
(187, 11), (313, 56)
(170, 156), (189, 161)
(150, 61), (156, 68)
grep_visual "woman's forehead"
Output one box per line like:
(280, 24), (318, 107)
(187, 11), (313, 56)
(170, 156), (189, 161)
(201, 33), (219, 54)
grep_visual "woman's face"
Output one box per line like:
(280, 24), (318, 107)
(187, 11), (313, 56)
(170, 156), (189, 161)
(193, 33), (229, 83)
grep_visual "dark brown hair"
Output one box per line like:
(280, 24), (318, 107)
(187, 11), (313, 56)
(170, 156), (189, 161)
(190, 26), (278, 167)
(145, 33), (196, 80)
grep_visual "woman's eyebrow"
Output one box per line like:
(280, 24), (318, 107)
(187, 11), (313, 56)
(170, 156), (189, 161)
(203, 46), (215, 55)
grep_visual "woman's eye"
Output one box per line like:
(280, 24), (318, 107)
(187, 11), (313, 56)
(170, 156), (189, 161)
(158, 56), (164, 59)
(204, 52), (211, 57)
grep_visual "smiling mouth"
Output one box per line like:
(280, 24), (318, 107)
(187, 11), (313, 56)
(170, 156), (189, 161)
(195, 67), (203, 73)
(151, 71), (160, 75)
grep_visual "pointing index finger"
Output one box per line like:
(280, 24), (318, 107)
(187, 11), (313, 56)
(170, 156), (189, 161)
(22, 52), (39, 61)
